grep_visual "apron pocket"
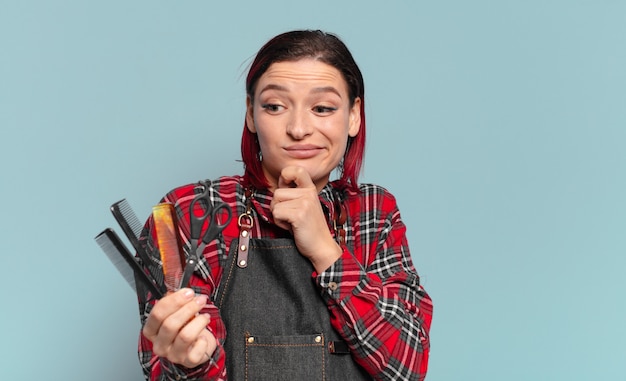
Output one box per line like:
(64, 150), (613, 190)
(244, 333), (326, 381)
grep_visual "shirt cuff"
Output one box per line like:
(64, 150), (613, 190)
(315, 246), (367, 301)
(160, 344), (221, 380)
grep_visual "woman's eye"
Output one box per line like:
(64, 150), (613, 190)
(261, 104), (283, 113)
(313, 105), (337, 114)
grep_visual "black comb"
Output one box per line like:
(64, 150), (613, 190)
(95, 228), (163, 299)
(110, 199), (165, 293)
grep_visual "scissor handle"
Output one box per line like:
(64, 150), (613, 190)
(189, 193), (211, 240)
(189, 195), (232, 238)
(200, 202), (232, 244)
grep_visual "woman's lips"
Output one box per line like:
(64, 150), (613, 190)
(284, 144), (324, 159)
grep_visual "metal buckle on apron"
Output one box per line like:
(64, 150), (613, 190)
(328, 340), (351, 355)
(237, 213), (252, 268)
(237, 189), (254, 268)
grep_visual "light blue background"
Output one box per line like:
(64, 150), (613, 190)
(1, 1), (625, 380)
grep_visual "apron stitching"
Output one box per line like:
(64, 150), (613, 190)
(216, 244), (238, 308)
(245, 337), (249, 381)
(246, 343), (324, 347)
(248, 245), (295, 250)
(321, 333), (326, 381)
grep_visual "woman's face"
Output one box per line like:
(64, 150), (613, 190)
(246, 59), (361, 192)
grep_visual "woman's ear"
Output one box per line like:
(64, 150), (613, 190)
(246, 96), (256, 133)
(348, 97), (362, 137)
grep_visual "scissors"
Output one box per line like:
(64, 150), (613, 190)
(179, 181), (232, 289)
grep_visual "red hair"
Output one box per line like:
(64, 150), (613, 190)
(241, 30), (366, 192)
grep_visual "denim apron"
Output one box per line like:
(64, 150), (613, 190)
(215, 237), (372, 381)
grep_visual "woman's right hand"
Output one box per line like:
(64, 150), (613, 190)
(142, 288), (217, 368)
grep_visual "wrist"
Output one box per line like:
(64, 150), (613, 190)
(311, 241), (342, 274)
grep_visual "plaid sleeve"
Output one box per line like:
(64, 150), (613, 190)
(317, 185), (433, 381)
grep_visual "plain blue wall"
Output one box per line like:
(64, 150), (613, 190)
(2, 1), (625, 380)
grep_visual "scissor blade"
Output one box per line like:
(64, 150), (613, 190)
(178, 257), (198, 289)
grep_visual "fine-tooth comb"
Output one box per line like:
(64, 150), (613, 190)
(94, 228), (164, 299)
(110, 199), (165, 293)
(152, 203), (186, 292)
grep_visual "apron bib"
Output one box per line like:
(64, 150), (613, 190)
(215, 237), (372, 381)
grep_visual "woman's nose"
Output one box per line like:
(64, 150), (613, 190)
(286, 109), (312, 139)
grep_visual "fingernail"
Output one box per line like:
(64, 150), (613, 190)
(182, 288), (194, 299)
(195, 294), (208, 306)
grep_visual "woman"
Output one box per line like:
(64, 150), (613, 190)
(138, 30), (432, 381)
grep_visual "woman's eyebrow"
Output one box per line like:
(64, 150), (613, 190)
(258, 84), (342, 98)
(258, 84), (288, 96)
(311, 86), (342, 98)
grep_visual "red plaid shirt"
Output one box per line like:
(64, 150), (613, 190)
(137, 175), (432, 380)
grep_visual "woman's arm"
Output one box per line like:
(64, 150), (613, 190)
(317, 187), (433, 381)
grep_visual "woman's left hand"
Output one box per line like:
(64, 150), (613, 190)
(270, 166), (342, 273)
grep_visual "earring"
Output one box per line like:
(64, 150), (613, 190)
(258, 150), (263, 162)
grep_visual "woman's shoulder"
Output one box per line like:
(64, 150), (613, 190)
(338, 183), (397, 214)
(357, 182), (392, 194)
(342, 182), (398, 201)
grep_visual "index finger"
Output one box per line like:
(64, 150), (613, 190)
(278, 166), (314, 189)
(143, 288), (196, 337)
